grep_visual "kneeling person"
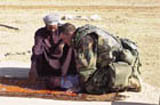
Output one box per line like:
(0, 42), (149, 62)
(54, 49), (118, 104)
(59, 23), (142, 94)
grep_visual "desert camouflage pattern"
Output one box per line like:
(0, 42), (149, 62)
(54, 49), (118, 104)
(72, 24), (122, 80)
(85, 62), (142, 94)
(72, 24), (141, 94)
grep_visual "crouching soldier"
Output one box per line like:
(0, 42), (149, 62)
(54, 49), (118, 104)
(59, 23), (142, 94)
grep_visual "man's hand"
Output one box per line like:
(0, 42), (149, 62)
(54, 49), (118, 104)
(61, 47), (73, 76)
(66, 86), (81, 94)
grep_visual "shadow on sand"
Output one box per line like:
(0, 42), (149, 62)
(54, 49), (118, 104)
(0, 67), (47, 90)
(0, 67), (157, 104)
(111, 102), (156, 105)
(0, 67), (29, 78)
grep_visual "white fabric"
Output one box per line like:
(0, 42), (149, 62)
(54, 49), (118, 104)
(43, 13), (61, 25)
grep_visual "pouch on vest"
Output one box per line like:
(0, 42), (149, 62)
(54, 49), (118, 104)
(112, 62), (142, 92)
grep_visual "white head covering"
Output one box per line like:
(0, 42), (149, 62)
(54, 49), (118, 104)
(43, 13), (61, 25)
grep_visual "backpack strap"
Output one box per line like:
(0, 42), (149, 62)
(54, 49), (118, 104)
(132, 51), (142, 75)
(119, 38), (142, 75)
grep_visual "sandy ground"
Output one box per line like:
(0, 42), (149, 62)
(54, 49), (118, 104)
(0, 96), (158, 105)
(0, 61), (159, 104)
(0, 0), (160, 103)
(0, 97), (111, 105)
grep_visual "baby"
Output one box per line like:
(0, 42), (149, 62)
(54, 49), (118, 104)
(48, 75), (80, 93)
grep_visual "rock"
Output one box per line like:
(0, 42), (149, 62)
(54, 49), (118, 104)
(4, 53), (11, 56)
(90, 14), (102, 21)
(27, 50), (31, 54)
(79, 16), (89, 21)
(61, 15), (91, 21)
(61, 15), (75, 20)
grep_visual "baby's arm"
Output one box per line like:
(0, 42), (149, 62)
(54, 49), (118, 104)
(61, 47), (73, 76)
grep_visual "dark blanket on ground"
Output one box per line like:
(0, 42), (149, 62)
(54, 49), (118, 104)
(0, 77), (123, 101)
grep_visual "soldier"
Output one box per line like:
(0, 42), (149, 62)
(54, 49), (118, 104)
(59, 23), (142, 94)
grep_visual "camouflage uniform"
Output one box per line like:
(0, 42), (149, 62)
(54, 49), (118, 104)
(72, 24), (141, 94)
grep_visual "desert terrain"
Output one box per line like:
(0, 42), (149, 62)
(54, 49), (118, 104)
(0, 0), (160, 90)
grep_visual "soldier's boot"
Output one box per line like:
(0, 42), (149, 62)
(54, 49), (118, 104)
(127, 74), (142, 92)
